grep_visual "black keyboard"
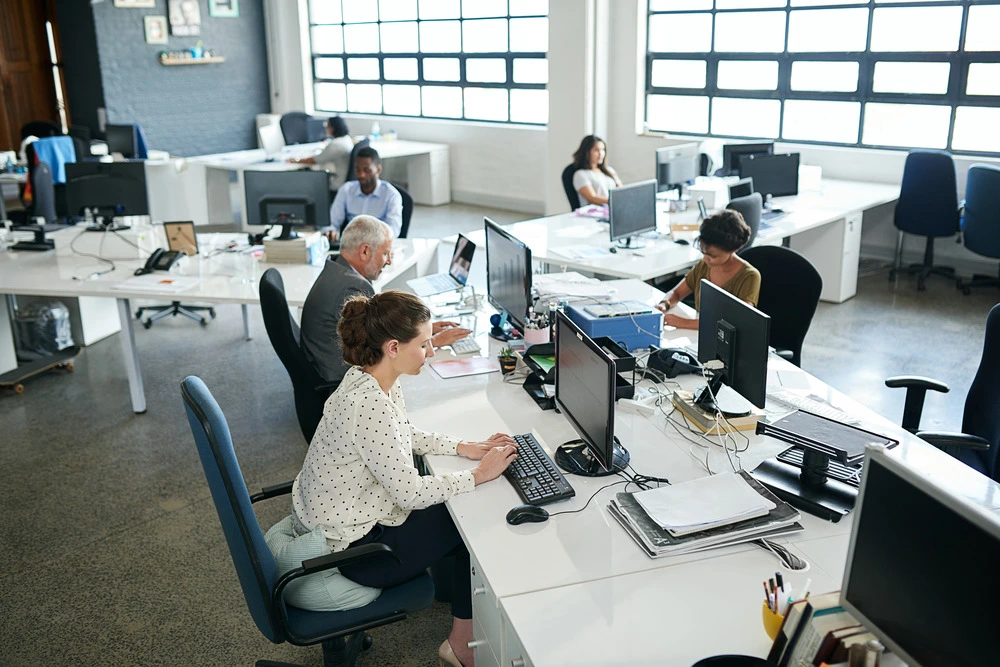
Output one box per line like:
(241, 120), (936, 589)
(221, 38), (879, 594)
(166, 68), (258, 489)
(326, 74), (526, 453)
(504, 433), (576, 505)
(776, 447), (862, 487)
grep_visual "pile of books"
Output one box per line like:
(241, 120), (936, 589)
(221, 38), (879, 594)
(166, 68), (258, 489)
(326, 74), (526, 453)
(608, 471), (802, 557)
(263, 232), (327, 265)
(768, 591), (882, 667)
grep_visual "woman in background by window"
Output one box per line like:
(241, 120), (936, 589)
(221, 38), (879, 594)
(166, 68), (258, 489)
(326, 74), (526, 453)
(290, 116), (355, 192)
(571, 135), (623, 206)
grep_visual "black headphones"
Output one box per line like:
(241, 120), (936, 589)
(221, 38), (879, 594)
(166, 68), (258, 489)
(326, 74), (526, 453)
(647, 347), (701, 378)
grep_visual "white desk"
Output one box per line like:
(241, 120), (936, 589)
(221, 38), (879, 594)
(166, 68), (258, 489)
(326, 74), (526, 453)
(367, 139), (451, 206)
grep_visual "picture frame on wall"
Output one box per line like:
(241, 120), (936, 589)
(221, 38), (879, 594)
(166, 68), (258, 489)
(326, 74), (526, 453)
(144, 15), (169, 45)
(168, 0), (202, 37)
(115, 0), (156, 7)
(208, 0), (240, 18)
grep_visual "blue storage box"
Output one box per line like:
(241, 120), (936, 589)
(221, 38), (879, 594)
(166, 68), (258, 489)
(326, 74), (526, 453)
(565, 304), (661, 352)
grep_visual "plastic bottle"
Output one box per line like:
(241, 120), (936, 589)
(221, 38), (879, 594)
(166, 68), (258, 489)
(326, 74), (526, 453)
(370, 121), (380, 139)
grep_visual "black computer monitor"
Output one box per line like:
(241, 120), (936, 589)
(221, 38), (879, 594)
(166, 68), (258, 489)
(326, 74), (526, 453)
(609, 179), (657, 248)
(105, 124), (138, 158)
(721, 142), (774, 177)
(840, 448), (1000, 666)
(737, 153), (800, 198)
(244, 170), (331, 240)
(655, 145), (700, 194)
(485, 217), (532, 340)
(697, 280), (770, 410)
(65, 162), (149, 230)
(553, 310), (630, 477)
(728, 177), (754, 201)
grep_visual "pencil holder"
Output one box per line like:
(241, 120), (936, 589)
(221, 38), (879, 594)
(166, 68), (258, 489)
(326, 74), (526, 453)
(523, 326), (549, 345)
(761, 601), (784, 641)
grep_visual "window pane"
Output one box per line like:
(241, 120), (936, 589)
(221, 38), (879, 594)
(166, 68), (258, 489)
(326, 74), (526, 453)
(380, 21), (418, 52)
(315, 82), (347, 111)
(510, 18), (548, 52)
(347, 83), (383, 113)
(513, 58), (547, 84)
(965, 6), (1000, 52)
(344, 24), (380, 53)
(870, 7), (962, 52)
(511, 89), (547, 124)
(422, 85), (463, 117)
(467, 58), (507, 83)
(509, 0), (548, 16)
(715, 12), (785, 53)
(383, 84), (421, 115)
(463, 19), (508, 52)
(717, 61), (778, 90)
(464, 87), (509, 121)
(716, 0), (785, 9)
(783, 100), (860, 143)
(952, 107), (1000, 154)
(648, 14), (712, 53)
(343, 0), (378, 23)
(790, 61), (858, 92)
(651, 59), (707, 89)
(347, 57), (380, 80)
(647, 94), (709, 134)
(873, 62), (950, 95)
(788, 9), (869, 53)
(862, 102), (950, 148)
(420, 20), (461, 52)
(383, 57), (418, 80)
(424, 57), (461, 81)
(379, 0), (417, 21)
(711, 97), (780, 138)
(315, 57), (344, 79)
(310, 0), (342, 24)
(462, 0), (506, 18)
(311, 25), (343, 54)
(650, 0), (712, 9)
(419, 0), (460, 19)
(968, 64), (1000, 97)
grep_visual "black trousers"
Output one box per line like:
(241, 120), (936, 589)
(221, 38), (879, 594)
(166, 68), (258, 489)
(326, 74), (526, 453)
(339, 503), (472, 620)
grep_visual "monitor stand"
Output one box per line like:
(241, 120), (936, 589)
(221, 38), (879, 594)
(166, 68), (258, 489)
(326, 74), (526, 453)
(752, 450), (857, 522)
(555, 437), (630, 477)
(11, 227), (55, 252)
(615, 235), (647, 250)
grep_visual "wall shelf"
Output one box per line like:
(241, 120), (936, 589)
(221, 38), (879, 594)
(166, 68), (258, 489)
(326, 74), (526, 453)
(159, 56), (226, 66)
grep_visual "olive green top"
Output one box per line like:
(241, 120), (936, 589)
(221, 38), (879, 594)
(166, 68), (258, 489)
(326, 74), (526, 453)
(683, 259), (761, 311)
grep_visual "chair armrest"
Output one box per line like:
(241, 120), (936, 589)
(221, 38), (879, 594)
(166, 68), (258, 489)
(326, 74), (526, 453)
(884, 376), (950, 393)
(250, 480), (294, 503)
(774, 349), (794, 361)
(916, 431), (990, 452)
(272, 543), (400, 602)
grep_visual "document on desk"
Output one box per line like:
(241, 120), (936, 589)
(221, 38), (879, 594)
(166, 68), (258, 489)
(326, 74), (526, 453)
(633, 472), (776, 535)
(533, 272), (612, 299)
(548, 244), (611, 260)
(111, 274), (199, 293)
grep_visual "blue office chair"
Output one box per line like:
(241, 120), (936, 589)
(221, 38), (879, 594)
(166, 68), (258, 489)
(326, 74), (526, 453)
(884, 304), (999, 480)
(889, 150), (961, 291)
(181, 376), (435, 667)
(957, 164), (1000, 295)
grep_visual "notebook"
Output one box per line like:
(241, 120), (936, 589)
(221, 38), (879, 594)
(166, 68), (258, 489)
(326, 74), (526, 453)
(429, 357), (499, 379)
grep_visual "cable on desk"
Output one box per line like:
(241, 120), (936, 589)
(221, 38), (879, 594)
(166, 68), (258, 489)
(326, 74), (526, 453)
(754, 539), (810, 572)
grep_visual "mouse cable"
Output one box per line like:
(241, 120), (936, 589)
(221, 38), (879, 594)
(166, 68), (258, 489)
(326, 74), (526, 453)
(546, 476), (631, 519)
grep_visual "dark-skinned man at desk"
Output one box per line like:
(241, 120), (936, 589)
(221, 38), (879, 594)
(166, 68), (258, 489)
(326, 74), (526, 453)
(326, 146), (403, 241)
(301, 215), (471, 390)
(656, 210), (761, 329)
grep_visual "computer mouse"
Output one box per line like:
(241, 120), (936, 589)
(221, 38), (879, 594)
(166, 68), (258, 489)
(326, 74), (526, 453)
(674, 239), (690, 246)
(608, 246), (617, 253)
(506, 504), (549, 525)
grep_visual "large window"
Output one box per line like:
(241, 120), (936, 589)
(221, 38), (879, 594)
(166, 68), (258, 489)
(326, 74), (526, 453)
(308, 0), (549, 125)
(645, 0), (1000, 156)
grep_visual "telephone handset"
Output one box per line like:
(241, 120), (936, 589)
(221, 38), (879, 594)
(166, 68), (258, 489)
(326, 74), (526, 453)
(134, 248), (182, 276)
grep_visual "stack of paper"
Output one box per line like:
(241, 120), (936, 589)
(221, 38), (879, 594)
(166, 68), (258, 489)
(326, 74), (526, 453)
(633, 472), (776, 536)
(533, 272), (613, 299)
(264, 232), (326, 264)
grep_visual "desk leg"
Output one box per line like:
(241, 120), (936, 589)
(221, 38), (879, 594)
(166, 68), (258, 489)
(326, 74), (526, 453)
(116, 298), (146, 414)
(242, 304), (251, 341)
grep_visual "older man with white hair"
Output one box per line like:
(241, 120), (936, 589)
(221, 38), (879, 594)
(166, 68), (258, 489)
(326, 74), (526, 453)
(300, 215), (470, 388)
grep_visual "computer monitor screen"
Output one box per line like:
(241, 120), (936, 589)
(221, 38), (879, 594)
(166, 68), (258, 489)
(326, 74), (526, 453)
(728, 177), (753, 201)
(485, 217), (532, 334)
(305, 117), (327, 143)
(65, 162), (149, 218)
(258, 124), (285, 158)
(697, 280), (770, 409)
(105, 124), (137, 158)
(244, 170), (331, 238)
(841, 449), (1000, 667)
(655, 144), (700, 193)
(737, 153), (800, 198)
(448, 234), (476, 285)
(722, 142), (774, 176)
(609, 179), (657, 245)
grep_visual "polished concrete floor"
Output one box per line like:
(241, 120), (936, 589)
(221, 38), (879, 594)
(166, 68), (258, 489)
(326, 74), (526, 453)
(1, 202), (997, 666)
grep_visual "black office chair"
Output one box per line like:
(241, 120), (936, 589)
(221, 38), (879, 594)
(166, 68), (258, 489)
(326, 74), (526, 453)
(181, 375), (435, 667)
(884, 304), (999, 479)
(345, 138), (370, 183)
(561, 163), (580, 210)
(729, 192), (763, 250)
(739, 246), (822, 368)
(259, 268), (335, 444)
(11, 161), (57, 226)
(19, 120), (61, 140)
(280, 112), (313, 145)
(391, 182), (414, 238)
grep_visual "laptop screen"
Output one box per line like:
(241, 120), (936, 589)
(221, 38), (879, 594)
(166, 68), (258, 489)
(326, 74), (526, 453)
(448, 234), (476, 285)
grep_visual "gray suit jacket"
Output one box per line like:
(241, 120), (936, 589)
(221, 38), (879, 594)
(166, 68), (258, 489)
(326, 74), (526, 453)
(300, 255), (374, 384)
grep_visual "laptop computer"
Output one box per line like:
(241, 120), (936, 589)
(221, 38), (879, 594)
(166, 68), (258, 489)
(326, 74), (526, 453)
(407, 234), (476, 297)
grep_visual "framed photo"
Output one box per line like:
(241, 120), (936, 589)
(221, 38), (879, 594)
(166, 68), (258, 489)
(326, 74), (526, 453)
(168, 0), (202, 37)
(164, 221), (199, 256)
(115, 0), (156, 7)
(209, 0), (239, 18)
(144, 15), (169, 45)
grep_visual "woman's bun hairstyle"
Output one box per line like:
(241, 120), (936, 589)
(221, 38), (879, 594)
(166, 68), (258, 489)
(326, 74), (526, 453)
(338, 291), (431, 367)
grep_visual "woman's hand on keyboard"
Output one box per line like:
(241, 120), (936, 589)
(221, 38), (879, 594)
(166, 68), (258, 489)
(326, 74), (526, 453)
(431, 325), (472, 348)
(471, 445), (518, 485)
(459, 433), (517, 460)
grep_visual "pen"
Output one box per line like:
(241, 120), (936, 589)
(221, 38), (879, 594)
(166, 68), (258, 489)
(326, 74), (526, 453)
(775, 572), (784, 593)
(764, 582), (772, 611)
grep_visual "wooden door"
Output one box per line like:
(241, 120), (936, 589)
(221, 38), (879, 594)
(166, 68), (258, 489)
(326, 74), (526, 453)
(0, 0), (61, 151)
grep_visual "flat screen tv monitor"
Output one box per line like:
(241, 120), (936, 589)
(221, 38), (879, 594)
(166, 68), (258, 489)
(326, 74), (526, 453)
(104, 124), (137, 159)
(655, 143), (700, 193)
(722, 142), (773, 177)
(65, 162), (149, 228)
(609, 179), (657, 248)
(841, 447), (1000, 667)
(553, 310), (629, 476)
(485, 217), (532, 339)
(244, 170), (331, 239)
(697, 280), (770, 410)
(737, 152), (800, 198)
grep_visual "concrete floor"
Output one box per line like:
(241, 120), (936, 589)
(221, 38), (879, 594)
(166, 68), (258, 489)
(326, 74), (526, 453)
(1, 202), (997, 666)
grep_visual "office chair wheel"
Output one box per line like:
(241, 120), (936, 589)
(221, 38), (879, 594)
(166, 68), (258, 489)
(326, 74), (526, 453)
(64, 362), (74, 372)
(13, 383), (24, 394)
(209, 308), (216, 318)
(143, 320), (152, 330)
(199, 317), (208, 326)
(135, 309), (143, 319)
(362, 633), (373, 650)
